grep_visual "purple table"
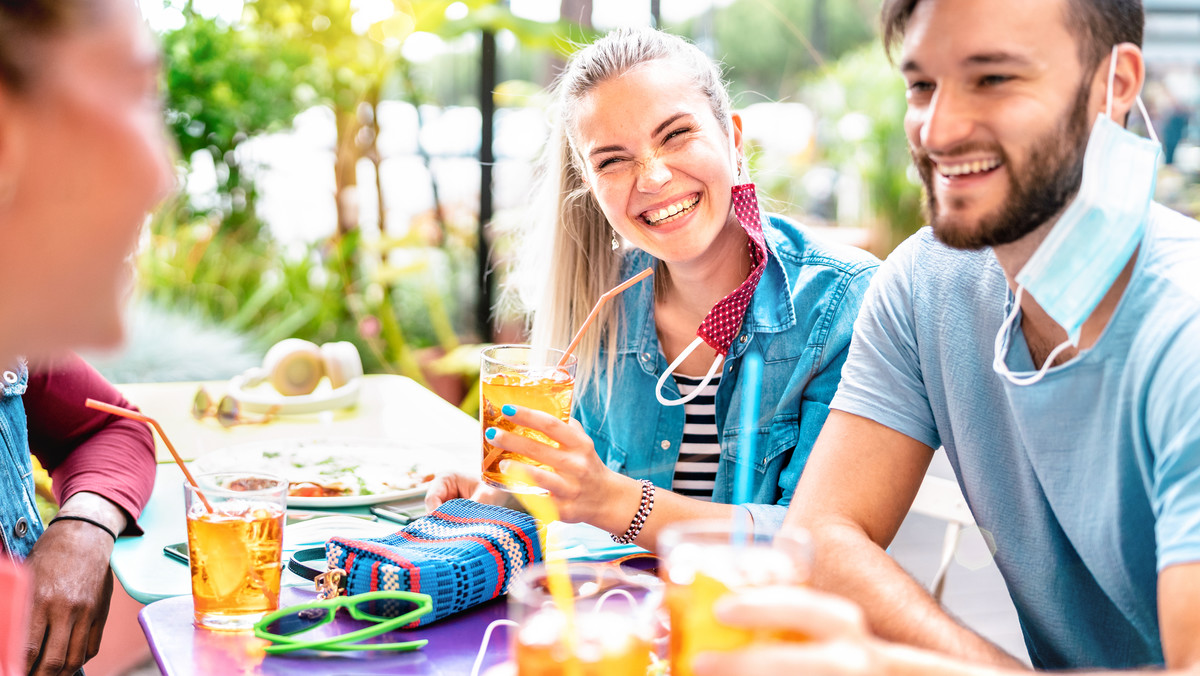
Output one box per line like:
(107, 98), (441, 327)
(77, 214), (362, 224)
(139, 586), (513, 675)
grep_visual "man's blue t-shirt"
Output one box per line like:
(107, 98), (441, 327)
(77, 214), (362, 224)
(830, 204), (1200, 669)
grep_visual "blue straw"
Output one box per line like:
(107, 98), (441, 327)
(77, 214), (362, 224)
(733, 351), (764, 541)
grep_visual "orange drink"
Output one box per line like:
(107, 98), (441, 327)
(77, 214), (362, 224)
(659, 521), (812, 676)
(480, 345), (577, 493)
(516, 609), (654, 675)
(184, 473), (286, 631)
(509, 563), (662, 676)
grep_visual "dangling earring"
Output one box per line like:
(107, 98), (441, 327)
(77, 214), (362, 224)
(611, 229), (619, 251)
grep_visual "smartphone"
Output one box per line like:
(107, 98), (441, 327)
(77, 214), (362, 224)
(163, 541), (189, 565)
(369, 496), (428, 525)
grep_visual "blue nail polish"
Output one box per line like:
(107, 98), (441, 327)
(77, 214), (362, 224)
(502, 404), (517, 416)
(485, 428), (497, 440)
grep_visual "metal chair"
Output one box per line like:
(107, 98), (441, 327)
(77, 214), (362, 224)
(908, 473), (976, 602)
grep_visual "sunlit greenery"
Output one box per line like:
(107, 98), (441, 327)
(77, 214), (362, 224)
(140, 0), (930, 406)
(800, 45), (923, 254)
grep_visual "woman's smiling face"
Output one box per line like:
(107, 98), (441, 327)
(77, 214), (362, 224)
(573, 58), (742, 267)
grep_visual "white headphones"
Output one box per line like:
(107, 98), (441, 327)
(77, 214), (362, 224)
(227, 339), (364, 414)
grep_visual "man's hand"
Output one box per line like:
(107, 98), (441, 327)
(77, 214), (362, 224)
(691, 586), (880, 676)
(22, 521), (114, 676)
(24, 492), (126, 676)
(691, 586), (1016, 676)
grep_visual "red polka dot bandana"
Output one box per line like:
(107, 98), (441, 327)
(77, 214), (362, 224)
(696, 183), (768, 357)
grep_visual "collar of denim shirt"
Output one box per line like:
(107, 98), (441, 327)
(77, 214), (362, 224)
(617, 216), (795, 374)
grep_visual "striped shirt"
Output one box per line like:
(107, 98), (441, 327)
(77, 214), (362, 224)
(671, 373), (722, 500)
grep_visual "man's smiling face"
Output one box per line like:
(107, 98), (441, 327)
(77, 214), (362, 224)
(900, 0), (1099, 250)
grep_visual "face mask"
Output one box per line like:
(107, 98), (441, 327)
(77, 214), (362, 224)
(655, 121), (768, 406)
(994, 46), (1161, 386)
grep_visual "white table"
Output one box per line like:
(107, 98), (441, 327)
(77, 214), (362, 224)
(110, 375), (480, 603)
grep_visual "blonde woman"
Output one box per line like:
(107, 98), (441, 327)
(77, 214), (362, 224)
(428, 27), (877, 548)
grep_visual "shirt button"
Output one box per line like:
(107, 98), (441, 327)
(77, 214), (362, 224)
(660, 440), (671, 450)
(739, 335), (748, 344)
(2, 371), (16, 384)
(13, 517), (27, 538)
(641, 353), (652, 362)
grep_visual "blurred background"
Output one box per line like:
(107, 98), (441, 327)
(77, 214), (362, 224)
(85, 0), (1200, 410)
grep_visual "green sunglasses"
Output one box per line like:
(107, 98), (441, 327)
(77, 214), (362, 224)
(253, 590), (433, 655)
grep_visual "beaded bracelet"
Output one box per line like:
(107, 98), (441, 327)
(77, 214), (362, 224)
(611, 480), (655, 544)
(48, 514), (118, 543)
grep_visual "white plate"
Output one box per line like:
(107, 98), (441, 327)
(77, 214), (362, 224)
(227, 373), (362, 415)
(189, 438), (438, 507)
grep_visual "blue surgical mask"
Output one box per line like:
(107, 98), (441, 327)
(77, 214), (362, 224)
(994, 46), (1161, 386)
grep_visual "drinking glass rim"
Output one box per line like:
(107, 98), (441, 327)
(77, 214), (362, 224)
(187, 471), (288, 499)
(480, 344), (578, 369)
(655, 519), (813, 550)
(507, 561), (663, 605)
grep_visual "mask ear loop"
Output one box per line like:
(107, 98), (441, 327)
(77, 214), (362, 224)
(1106, 45), (1118, 120)
(470, 619), (517, 676)
(655, 336), (723, 406)
(1107, 45), (1161, 144)
(993, 287), (1072, 386)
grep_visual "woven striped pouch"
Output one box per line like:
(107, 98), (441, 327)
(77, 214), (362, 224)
(325, 499), (542, 626)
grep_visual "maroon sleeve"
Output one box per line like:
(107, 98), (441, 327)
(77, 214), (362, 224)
(24, 354), (156, 536)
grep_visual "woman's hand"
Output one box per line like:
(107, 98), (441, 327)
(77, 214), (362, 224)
(424, 472), (510, 511)
(487, 404), (628, 525)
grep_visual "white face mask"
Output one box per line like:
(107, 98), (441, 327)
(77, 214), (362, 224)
(654, 119), (766, 406)
(993, 46), (1161, 387)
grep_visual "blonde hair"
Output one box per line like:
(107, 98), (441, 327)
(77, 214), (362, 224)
(510, 27), (733, 401)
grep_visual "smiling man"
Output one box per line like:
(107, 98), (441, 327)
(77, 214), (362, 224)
(691, 0), (1200, 674)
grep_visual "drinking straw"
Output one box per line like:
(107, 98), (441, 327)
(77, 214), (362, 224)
(85, 398), (213, 513)
(504, 463), (582, 676)
(557, 267), (654, 367)
(732, 351), (764, 542)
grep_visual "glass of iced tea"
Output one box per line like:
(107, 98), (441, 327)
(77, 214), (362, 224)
(508, 562), (662, 675)
(184, 472), (287, 631)
(480, 345), (577, 493)
(658, 520), (813, 676)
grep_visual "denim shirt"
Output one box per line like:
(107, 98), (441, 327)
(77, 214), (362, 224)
(0, 361), (46, 559)
(576, 214), (878, 534)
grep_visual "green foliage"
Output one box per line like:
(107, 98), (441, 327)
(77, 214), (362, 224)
(163, 7), (313, 237)
(144, 1), (578, 407)
(164, 12), (312, 160)
(800, 44), (924, 253)
(137, 197), (455, 383)
(701, 0), (880, 102)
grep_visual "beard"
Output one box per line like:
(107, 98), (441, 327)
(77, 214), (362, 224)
(912, 79), (1093, 250)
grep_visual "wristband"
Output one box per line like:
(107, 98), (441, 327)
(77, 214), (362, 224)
(49, 514), (118, 542)
(611, 480), (655, 545)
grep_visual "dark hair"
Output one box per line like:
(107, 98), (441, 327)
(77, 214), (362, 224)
(0, 0), (93, 92)
(881, 0), (1143, 72)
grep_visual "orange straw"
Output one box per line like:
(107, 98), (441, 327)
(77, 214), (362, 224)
(85, 398), (213, 513)
(557, 267), (654, 367)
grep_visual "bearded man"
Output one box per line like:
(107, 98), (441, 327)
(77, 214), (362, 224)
(692, 0), (1200, 674)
